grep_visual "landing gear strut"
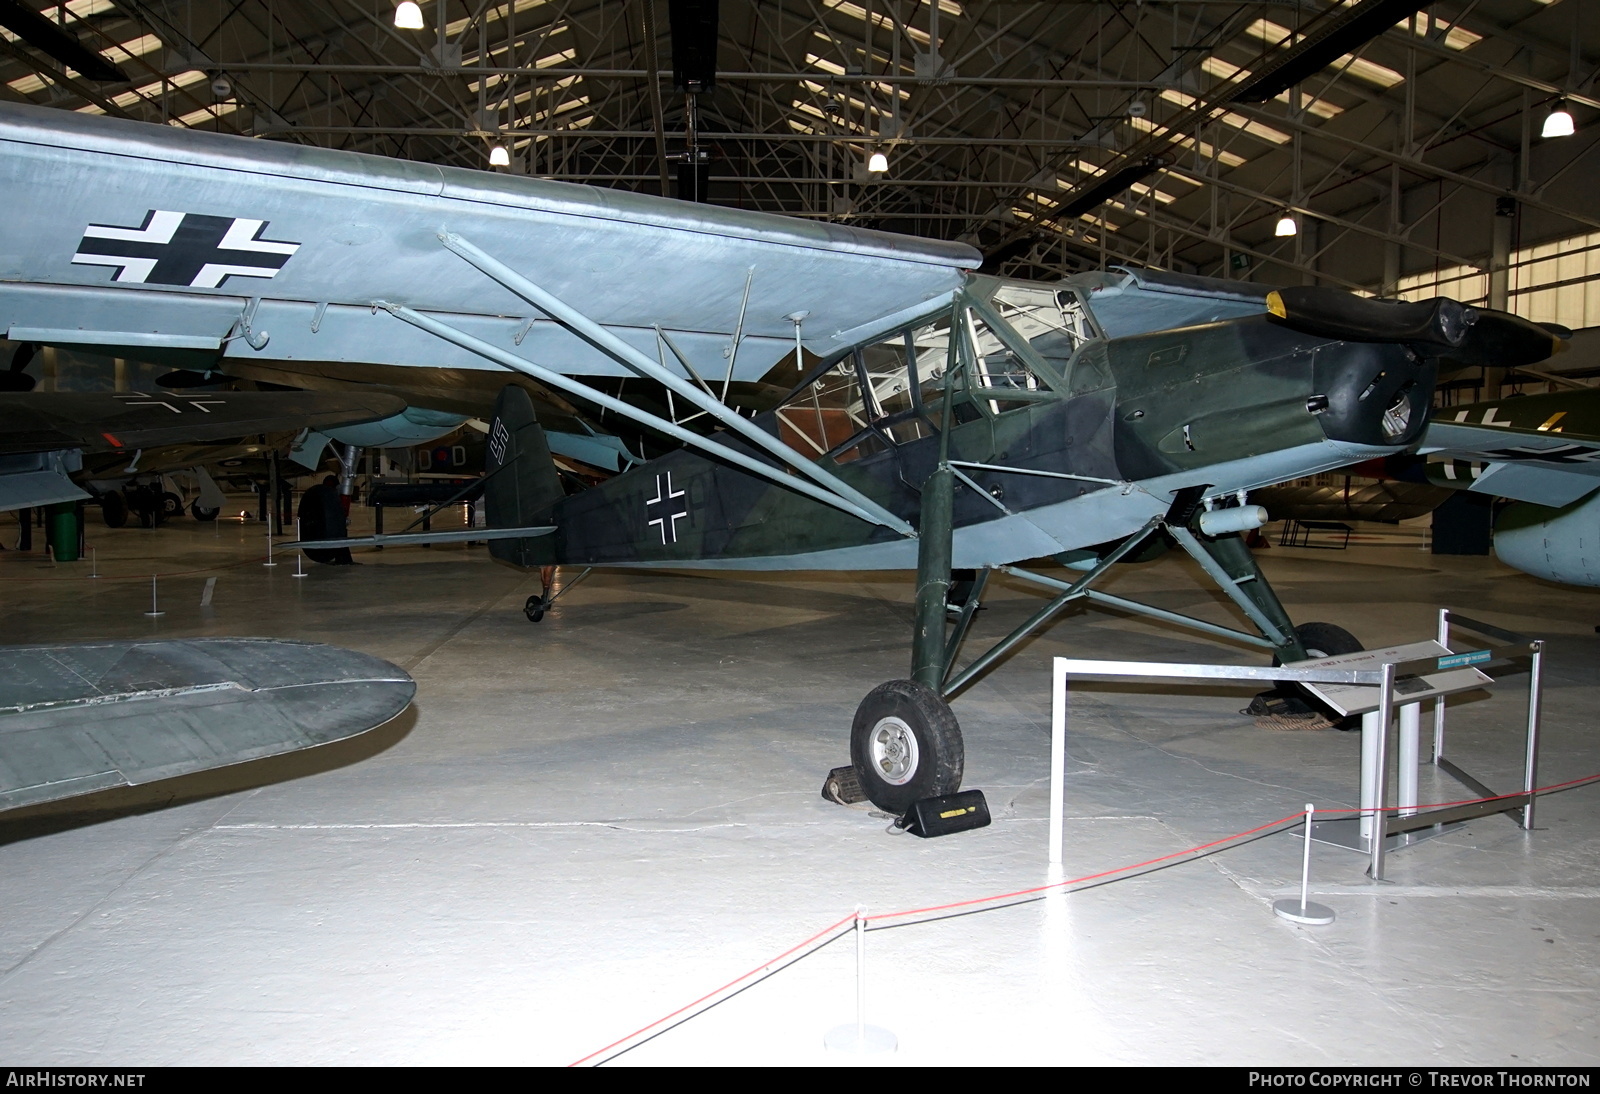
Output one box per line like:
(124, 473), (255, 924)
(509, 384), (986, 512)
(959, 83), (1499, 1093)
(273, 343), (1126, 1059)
(524, 564), (557, 622)
(848, 463), (969, 813)
(843, 476), (1336, 812)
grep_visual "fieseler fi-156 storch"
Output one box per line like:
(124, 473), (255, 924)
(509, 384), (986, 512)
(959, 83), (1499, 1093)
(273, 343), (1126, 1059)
(0, 101), (1566, 814)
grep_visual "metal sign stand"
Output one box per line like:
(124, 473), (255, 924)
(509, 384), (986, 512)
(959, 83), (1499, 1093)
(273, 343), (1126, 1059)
(1297, 613), (1545, 872)
(1050, 610), (1546, 882)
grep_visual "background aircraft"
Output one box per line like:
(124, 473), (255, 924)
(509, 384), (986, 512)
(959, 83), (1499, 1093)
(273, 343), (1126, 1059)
(1418, 387), (1600, 587)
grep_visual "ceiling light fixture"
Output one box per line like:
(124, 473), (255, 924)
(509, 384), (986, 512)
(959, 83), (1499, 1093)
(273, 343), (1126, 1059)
(1274, 212), (1298, 237)
(394, 2), (424, 30)
(1542, 100), (1575, 139)
(867, 151), (889, 173)
(489, 144), (511, 167)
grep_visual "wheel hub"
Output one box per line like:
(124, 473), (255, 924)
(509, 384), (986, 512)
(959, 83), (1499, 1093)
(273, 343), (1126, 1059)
(868, 716), (919, 785)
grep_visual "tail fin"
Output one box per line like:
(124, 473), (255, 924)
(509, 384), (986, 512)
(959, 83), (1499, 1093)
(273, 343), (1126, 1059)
(485, 385), (564, 568)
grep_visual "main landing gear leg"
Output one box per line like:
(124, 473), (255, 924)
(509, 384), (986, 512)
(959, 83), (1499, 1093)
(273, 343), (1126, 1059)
(849, 466), (965, 814)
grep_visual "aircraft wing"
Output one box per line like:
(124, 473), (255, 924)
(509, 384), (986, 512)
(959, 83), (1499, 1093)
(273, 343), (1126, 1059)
(1417, 390), (1600, 507)
(0, 390), (406, 456)
(0, 638), (414, 812)
(0, 102), (979, 387)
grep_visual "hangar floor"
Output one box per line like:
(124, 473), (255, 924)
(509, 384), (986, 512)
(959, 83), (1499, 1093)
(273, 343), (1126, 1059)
(1, 508), (1597, 1067)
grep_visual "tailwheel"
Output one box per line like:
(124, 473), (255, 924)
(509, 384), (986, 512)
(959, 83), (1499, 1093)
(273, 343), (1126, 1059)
(524, 594), (548, 623)
(850, 680), (964, 814)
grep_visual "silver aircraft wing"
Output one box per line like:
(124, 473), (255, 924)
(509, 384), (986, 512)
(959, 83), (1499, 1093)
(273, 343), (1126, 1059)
(1417, 394), (1600, 508)
(0, 102), (979, 386)
(0, 638), (414, 811)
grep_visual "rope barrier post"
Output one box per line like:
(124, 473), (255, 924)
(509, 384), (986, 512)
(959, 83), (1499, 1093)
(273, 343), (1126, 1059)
(292, 522), (307, 578)
(1433, 608), (1450, 763)
(1368, 662), (1396, 881)
(824, 906), (896, 1055)
(88, 546), (98, 579)
(1274, 804), (1335, 925)
(1523, 640), (1545, 830)
(1049, 656), (1066, 869)
(144, 575), (164, 617)
(263, 527), (277, 567)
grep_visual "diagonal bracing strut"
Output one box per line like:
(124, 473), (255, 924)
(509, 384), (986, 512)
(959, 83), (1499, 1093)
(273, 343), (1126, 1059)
(435, 232), (917, 537)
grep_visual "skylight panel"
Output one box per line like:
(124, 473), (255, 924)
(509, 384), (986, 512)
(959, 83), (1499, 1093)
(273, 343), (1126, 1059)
(511, 73), (581, 104)
(1328, 2), (1481, 50)
(1159, 88), (1291, 144)
(1127, 180), (1177, 205)
(1129, 116), (1248, 168)
(446, 0), (549, 39)
(173, 102), (238, 128)
(822, 1), (931, 47)
(107, 69), (207, 108)
(7, 73), (47, 94)
(1410, 11), (1480, 51)
(99, 33), (164, 64)
(1202, 56), (1342, 118)
(1245, 19), (1404, 89)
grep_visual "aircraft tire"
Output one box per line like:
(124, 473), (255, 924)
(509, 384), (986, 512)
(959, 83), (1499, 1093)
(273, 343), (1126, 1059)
(190, 502), (220, 522)
(1288, 622), (1362, 660)
(850, 680), (963, 815)
(160, 491), (183, 519)
(524, 594), (547, 623)
(98, 492), (128, 529)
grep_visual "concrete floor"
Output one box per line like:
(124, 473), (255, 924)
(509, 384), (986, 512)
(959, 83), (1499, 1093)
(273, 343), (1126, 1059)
(1, 507), (1597, 1066)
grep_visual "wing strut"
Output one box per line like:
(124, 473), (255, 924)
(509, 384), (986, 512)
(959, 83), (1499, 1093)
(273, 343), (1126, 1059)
(374, 301), (912, 533)
(435, 231), (916, 537)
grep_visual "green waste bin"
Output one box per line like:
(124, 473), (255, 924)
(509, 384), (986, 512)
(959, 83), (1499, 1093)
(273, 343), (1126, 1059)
(48, 501), (79, 563)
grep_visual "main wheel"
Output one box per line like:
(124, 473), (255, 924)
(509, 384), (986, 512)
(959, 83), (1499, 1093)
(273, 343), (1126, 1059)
(98, 491), (128, 528)
(160, 491), (183, 519)
(190, 502), (220, 521)
(850, 680), (964, 814)
(1260, 622), (1365, 730)
(1274, 621), (1363, 664)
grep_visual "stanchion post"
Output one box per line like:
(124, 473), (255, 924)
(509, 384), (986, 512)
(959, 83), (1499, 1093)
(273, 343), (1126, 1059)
(88, 547), (98, 579)
(144, 575), (164, 617)
(263, 528), (276, 567)
(1368, 662), (1396, 881)
(854, 908), (865, 1046)
(1050, 656), (1066, 867)
(1434, 608), (1450, 762)
(824, 906), (895, 1054)
(1274, 804), (1335, 924)
(292, 521), (307, 578)
(1523, 640), (1544, 830)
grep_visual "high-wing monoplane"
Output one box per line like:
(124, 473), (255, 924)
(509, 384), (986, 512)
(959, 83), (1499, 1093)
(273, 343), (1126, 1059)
(0, 101), (1567, 814)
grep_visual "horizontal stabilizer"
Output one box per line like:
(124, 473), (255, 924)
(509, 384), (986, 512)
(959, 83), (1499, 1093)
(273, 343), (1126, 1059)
(0, 638), (414, 812)
(285, 525), (555, 550)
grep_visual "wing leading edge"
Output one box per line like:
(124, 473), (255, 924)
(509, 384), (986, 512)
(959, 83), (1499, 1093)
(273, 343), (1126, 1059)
(0, 638), (415, 811)
(0, 102), (979, 386)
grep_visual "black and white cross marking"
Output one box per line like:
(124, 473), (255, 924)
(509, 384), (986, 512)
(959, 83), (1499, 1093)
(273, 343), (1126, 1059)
(1457, 444), (1600, 466)
(72, 210), (301, 288)
(645, 471), (688, 545)
(112, 393), (227, 414)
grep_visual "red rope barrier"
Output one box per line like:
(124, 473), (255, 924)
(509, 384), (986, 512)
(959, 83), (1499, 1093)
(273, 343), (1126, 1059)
(567, 911), (859, 1067)
(568, 767), (1600, 1065)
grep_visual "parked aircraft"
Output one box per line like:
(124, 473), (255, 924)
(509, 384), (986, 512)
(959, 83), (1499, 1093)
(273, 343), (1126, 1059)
(1418, 388), (1600, 587)
(0, 102), (1567, 814)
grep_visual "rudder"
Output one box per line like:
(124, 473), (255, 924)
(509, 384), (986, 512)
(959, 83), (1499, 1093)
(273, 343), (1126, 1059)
(485, 385), (564, 568)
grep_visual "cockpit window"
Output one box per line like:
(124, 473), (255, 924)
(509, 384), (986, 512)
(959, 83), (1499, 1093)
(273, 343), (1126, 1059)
(990, 283), (1100, 364)
(777, 313), (954, 462)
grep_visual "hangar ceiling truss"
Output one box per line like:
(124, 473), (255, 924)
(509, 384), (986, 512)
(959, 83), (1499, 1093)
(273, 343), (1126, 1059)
(2, 0), (1597, 298)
